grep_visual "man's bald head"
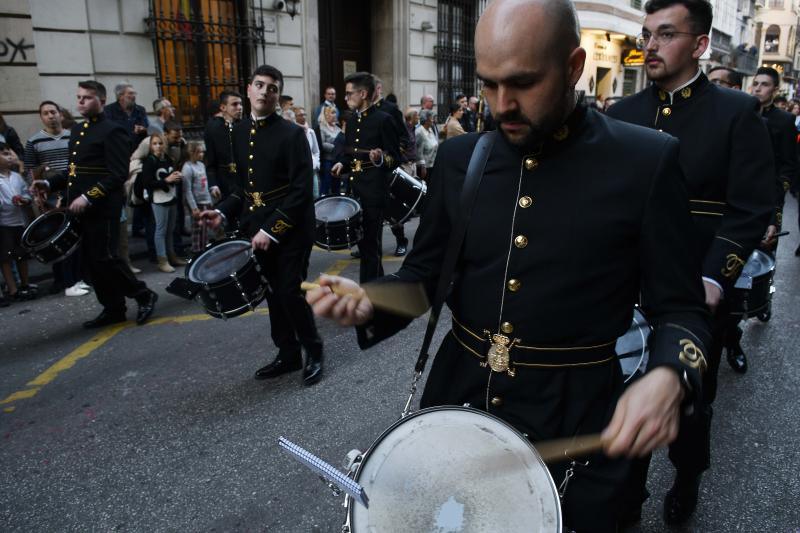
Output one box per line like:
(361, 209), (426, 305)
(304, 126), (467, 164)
(477, 0), (580, 63)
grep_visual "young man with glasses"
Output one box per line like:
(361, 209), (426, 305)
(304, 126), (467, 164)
(331, 71), (401, 283)
(707, 66), (742, 90)
(608, 0), (775, 526)
(200, 65), (324, 387)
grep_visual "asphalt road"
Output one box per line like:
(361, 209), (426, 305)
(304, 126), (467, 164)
(1, 199), (799, 532)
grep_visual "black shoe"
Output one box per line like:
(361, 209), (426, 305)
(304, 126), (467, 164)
(726, 344), (748, 373)
(254, 352), (302, 380)
(135, 290), (158, 325)
(663, 473), (701, 526)
(394, 239), (408, 257)
(350, 249), (361, 259)
(302, 350), (324, 386)
(83, 310), (127, 329)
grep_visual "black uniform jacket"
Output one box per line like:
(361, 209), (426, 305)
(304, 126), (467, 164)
(359, 105), (711, 399)
(203, 116), (238, 196)
(338, 105), (401, 208)
(762, 104), (797, 226)
(608, 73), (774, 292)
(216, 113), (314, 245)
(48, 113), (128, 218)
(375, 98), (409, 160)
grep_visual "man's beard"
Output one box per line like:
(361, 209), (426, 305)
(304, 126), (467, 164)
(495, 90), (570, 149)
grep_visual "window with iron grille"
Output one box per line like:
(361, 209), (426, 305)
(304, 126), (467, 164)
(436, 0), (479, 124)
(146, 0), (266, 135)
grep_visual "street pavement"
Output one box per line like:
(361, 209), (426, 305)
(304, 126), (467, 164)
(1, 199), (799, 532)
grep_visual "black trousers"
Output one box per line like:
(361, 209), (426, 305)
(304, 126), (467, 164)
(256, 241), (322, 359)
(81, 214), (148, 314)
(357, 207), (384, 283)
(421, 333), (628, 532)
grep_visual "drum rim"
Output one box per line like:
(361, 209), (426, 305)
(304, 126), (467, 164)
(347, 405), (563, 530)
(186, 237), (253, 283)
(745, 249), (776, 276)
(21, 210), (72, 251)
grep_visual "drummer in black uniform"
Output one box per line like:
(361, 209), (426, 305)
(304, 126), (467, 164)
(199, 65), (324, 386)
(204, 90), (243, 202)
(373, 78), (412, 256)
(308, 1), (711, 530)
(331, 72), (401, 283)
(31, 80), (158, 328)
(607, 0), (774, 525)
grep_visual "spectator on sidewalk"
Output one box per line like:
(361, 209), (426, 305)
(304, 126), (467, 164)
(293, 106), (321, 197)
(104, 83), (149, 151)
(312, 86), (339, 130)
(148, 98), (176, 135)
(415, 109), (438, 180)
(0, 113), (24, 173)
(141, 133), (185, 273)
(0, 138), (34, 304)
(444, 103), (466, 140)
(318, 106), (342, 195)
(182, 141), (213, 253)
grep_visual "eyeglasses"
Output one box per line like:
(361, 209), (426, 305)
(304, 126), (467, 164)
(709, 78), (733, 88)
(345, 89), (364, 98)
(636, 30), (702, 49)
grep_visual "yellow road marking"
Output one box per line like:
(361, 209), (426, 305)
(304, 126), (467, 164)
(2, 253), (359, 412)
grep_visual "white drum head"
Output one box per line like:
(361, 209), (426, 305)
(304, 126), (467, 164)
(187, 239), (252, 283)
(315, 195), (360, 222)
(350, 407), (561, 533)
(741, 250), (775, 278)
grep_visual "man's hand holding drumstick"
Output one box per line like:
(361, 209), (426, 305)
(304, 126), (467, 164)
(305, 275), (375, 327)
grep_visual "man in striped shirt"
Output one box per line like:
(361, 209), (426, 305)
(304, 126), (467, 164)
(23, 101), (71, 186)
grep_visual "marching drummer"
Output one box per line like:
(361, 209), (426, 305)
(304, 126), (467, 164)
(30, 80), (158, 328)
(607, 0), (775, 523)
(307, 0), (712, 530)
(330, 72), (401, 283)
(199, 65), (324, 387)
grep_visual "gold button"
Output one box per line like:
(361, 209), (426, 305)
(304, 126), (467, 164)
(75, 141), (80, 145)
(356, 128), (360, 132)
(514, 235), (528, 248)
(249, 141), (254, 147)
(249, 154), (254, 159)
(83, 123), (89, 128)
(518, 196), (532, 208)
(524, 158), (538, 171)
(507, 279), (521, 292)
(249, 181), (254, 186)
(250, 129), (256, 134)
(662, 107), (672, 117)
(249, 168), (253, 173)
(490, 396), (503, 407)
(501, 321), (514, 334)
(658, 129), (663, 132)
(68, 182), (72, 186)
(80, 131), (85, 136)
(249, 206), (254, 211)
(355, 138), (360, 143)
(72, 151), (77, 155)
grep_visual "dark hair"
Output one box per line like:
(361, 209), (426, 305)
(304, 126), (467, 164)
(343, 71), (375, 100)
(219, 90), (242, 105)
(164, 120), (182, 133)
(644, 0), (713, 34)
(455, 93), (467, 101)
(449, 103), (462, 115)
(78, 80), (107, 100)
(386, 93), (398, 104)
(708, 66), (743, 87)
(250, 64), (284, 89)
(61, 109), (76, 129)
(774, 95), (788, 104)
(279, 95), (293, 104)
(755, 66), (780, 88)
(39, 100), (61, 113)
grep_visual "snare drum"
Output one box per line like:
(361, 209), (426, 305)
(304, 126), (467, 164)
(345, 406), (562, 532)
(385, 167), (427, 225)
(615, 308), (651, 383)
(728, 249), (775, 318)
(21, 210), (82, 264)
(185, 238), (268, 319)
(314, 194), (364, 250)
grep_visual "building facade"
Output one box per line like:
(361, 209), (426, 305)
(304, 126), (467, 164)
(754, 0), (800, 95)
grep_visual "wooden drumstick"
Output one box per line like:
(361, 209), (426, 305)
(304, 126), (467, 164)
(534, 433), (606, 464)
(301, 281), (429, 318)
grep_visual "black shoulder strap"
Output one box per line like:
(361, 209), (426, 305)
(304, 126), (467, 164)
(414, 131), (496, 373)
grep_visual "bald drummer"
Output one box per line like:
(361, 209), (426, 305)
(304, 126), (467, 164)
(307, 0), (711, 530)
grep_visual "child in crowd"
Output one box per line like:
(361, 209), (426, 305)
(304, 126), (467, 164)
(181, 141), (213, 253)
(141, 133), (184, 273)
(0, 137), (34, 305)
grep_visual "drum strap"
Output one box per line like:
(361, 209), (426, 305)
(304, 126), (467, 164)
(414, 131), (496, 374)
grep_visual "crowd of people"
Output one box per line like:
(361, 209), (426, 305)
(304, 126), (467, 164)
(1, 0), (798, 529)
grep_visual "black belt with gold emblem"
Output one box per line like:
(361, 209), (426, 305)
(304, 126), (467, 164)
(244, 185), (289, 210)
(68, 164), (108, 177)
(689, 199), (726, 217)
(450, 315), (616, 369)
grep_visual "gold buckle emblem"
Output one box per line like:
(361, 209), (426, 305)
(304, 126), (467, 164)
(248, 191), (265, 208)
(68, 162), (77, 177)
(481, 331), (519, 377)
(351, 160), (362, 172)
